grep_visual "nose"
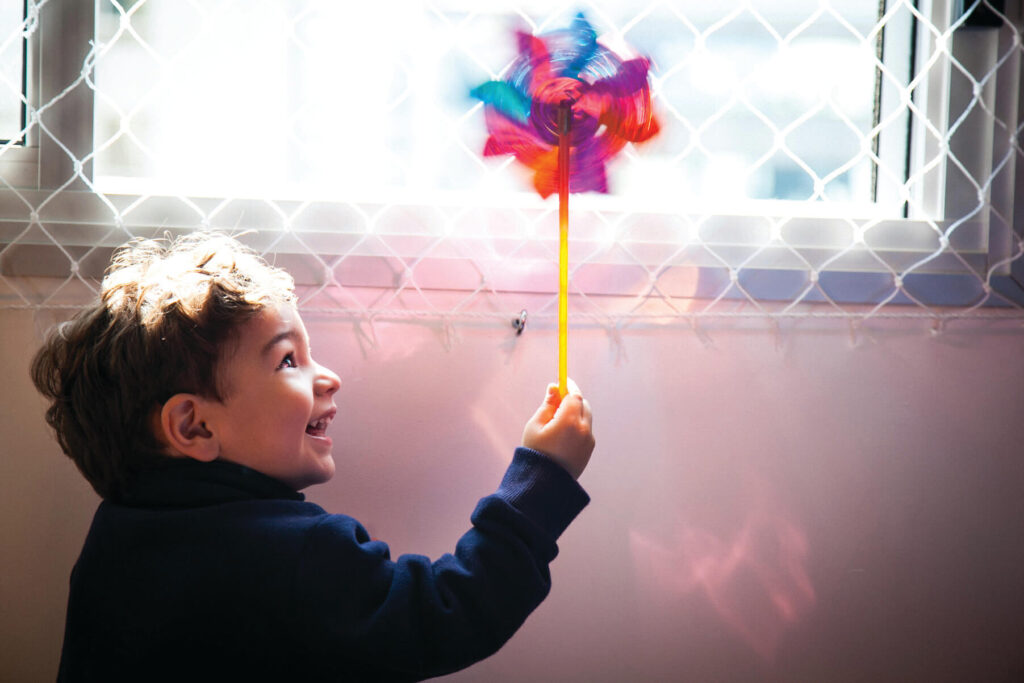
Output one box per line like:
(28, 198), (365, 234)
(315, 363), (341, 396)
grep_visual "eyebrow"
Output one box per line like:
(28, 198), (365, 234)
(260, 329), (303, 358)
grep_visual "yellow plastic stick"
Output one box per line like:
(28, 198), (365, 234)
(557, 104), (570, 397)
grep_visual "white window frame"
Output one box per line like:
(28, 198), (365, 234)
(3, 0), (1022, 311)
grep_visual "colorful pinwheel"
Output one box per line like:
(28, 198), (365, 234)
(472, 13), (659, 197)
(472, 13), (659, 394)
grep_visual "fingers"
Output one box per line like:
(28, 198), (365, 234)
(579, 395), (593, 428)
(550, 382), (594, 454)
(530, 383), (561, 426)
(556, 379), (589, 416)
(537, 378), (585, 423)
(554, 389), (586, 422)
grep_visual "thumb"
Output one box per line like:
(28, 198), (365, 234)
(530, 383), (562, 426)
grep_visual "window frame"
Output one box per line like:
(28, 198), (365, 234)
(2, 0), (1022, 312)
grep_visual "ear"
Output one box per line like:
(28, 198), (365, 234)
(158, 394), (219, 462)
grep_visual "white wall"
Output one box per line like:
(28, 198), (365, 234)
(3, 307), (1023, 681)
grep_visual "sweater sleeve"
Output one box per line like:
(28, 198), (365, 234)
(289, 447), (590, 681)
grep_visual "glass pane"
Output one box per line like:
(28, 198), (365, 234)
(92, 0), (882, 208)
(0, 0), (25, 143)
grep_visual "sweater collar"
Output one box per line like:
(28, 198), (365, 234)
(118, 458), (305, 508)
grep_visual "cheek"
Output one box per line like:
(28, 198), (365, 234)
(278, 387), (316, 427)
(226, 380), (313, 438)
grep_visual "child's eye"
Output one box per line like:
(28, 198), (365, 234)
(277, 353), (297, 370)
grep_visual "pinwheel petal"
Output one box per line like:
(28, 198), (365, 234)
(570, 138), (612, 193)
(532, 147), (607, 197)
(517, 31), (556, 92)
(563, 13), (599, 79)
(602, 101), (660, 143)
(592, 58), (652, 98)
(532, 151), (560, 198)
(471, 81), (531, 124)
(482, 108), (548, 163)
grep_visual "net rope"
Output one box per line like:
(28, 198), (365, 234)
(1, 0), (1023, 335)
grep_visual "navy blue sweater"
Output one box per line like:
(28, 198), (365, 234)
(57, 448), (589, 682)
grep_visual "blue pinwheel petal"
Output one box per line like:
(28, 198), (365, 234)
(562, 12), (599, 79)
(471, 81), (531, 125)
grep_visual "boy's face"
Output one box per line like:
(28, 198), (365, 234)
(206, 303), (341, 490)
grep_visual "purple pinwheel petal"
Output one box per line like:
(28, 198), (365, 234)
(569, 138), (611, 193)
(592, 58), (652, 98)
(568, 160), (607, 194)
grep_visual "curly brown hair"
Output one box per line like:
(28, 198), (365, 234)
(30, 231), (296, 500)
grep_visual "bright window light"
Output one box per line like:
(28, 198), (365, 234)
(92, 0), (885, 214)
(2, 0), (1022, 320)
(0, 0), (26, 143)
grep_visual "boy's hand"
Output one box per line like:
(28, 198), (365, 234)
(521, 379), (595, 480)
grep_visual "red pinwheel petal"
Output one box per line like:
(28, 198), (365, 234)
(586, 57), (659, 143)
(574, 89), (659, 144)
(602, 103), (660, 143)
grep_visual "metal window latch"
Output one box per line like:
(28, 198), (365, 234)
(512, 309), (528, 336)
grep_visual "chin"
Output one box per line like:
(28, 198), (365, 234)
(292, 457), (335, 490)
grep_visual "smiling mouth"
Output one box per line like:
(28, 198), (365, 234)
(305, 420), (328, 437)
(305, 410), (335, 437)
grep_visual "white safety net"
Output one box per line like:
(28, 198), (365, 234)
(1, 0), (1023, 336)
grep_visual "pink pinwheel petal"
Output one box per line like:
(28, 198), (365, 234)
(517, 31), (555, 93)
(482, 108), (548, 160)
(573, 89), (606, 120)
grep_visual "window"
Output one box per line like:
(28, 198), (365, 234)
(1, 0), (1022, 321)
(90, 1), (883, 209)
(0, 0), (27, 144)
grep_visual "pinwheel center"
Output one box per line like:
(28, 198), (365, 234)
(530, 77), (599, 146)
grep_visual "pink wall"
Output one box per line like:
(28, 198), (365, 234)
(3, 308), (1023, 681)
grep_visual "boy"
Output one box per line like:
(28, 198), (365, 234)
(32, 232), (595, 681)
